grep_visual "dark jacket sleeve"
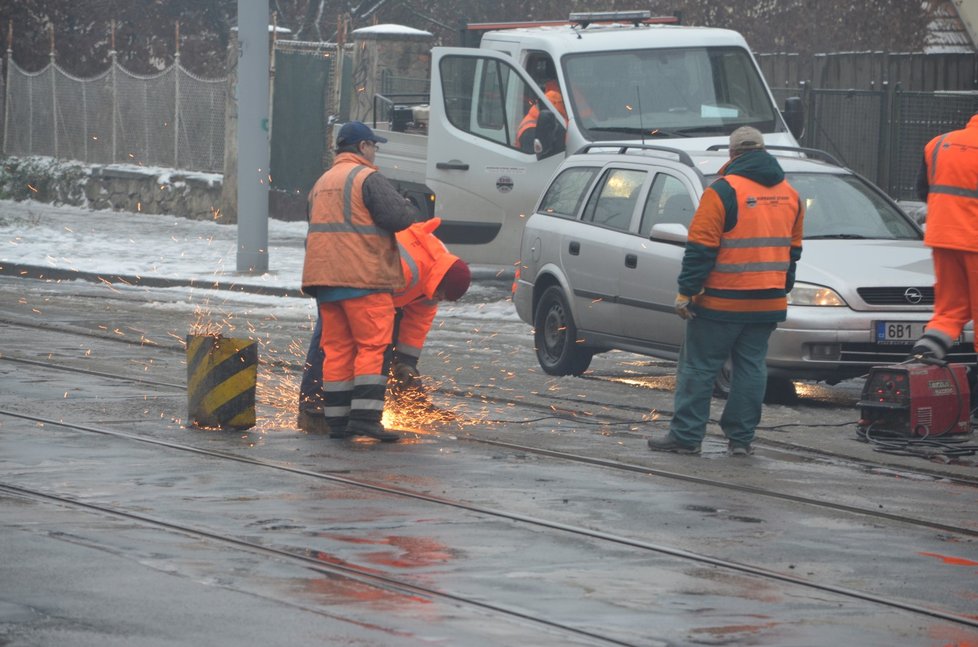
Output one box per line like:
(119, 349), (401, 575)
(914, 156), (929, 202)
(362, 172), (421, 233)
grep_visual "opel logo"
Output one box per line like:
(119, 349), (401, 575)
(904, 287), (923, 304)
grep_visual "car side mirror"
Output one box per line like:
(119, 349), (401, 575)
(782, 96), (805, 140)
(649, 223), (689, 244)
(534, 109), (566, 160)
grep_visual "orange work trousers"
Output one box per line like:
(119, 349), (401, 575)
(928, 247), (978, 352)
(319, 292), (395, 382)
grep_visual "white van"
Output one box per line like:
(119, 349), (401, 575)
(367, 11), (803, 265)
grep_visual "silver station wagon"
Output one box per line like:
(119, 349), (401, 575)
(512, 144), (976, 400)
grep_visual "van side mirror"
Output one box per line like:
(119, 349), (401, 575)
(782, 96), (804, 140)
(534, 109), (566, 160)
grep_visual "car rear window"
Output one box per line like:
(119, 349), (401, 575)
(539, 166), (599, 217)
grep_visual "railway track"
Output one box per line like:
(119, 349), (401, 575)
(3, 341), (977, 492)
(4, 317), (978, 642)
(2, 405), (977, 632)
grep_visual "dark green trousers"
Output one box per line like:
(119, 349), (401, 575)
(670, 318), (776, 446)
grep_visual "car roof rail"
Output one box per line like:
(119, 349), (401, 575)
(706, 143), (844, 167)
(575, 142), (696, 169)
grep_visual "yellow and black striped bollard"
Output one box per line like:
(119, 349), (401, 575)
(186, 335), (258, 430)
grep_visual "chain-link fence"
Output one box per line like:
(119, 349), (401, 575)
(806, 89), (887, 183)
(889, 91), (978, 199)
(3, 56), (225, 172)
(770, 85), (978, 200)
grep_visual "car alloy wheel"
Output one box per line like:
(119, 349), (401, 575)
(533, 286), (593, 376)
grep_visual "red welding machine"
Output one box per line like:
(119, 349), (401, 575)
(857, 361), (973, 440)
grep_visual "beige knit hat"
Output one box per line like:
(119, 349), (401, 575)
(729, 126), (765, 155)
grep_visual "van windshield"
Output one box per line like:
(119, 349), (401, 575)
(563, 47), (781, 140)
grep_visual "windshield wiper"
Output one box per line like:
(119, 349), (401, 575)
(674, 125), (731, 135)
(805, 234), (870, 239)
(589, 127), (690, 138)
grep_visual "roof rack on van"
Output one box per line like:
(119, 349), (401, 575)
(464, 11), (679, 33)
(706, 144), (843, 167)
(575, 143), (696, 169)
(568, 10), (679, 28)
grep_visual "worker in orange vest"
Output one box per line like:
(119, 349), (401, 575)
(647, 127), (804, 457)
(515, 78), (568, 153)
(299, 218), (471, 435)
(912, 114), (978, 363)
(911, 113), (978, 421)
(301, 121), (420, 442)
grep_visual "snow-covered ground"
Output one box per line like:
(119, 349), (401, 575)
(0, 198), (520, 323)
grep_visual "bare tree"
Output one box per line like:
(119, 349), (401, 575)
(0, 0), (941, 77)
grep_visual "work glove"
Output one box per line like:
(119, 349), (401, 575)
(391, 361), (420, 387)
(674, 293), (695, 320)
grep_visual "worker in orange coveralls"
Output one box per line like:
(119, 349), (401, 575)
(301, 121), (419, 442)
(299, 217), (471, 436)
(515, 78), (568, 153)
(911, 113), (978, 419)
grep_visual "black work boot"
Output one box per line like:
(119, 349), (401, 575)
(910, 331), (951, 361)
(297, 409), (332, 434)
(345, 418), (399, 442)
(326, 417), (352, 438)
(346, 376), (398, 441)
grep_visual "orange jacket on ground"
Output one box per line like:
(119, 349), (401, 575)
(922, 114), (978, 253)
(302, 152), (404, 291)
(392, 218), (462, 358)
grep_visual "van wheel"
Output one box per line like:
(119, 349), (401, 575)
(714, 359), (797, 404)
(534, 286), (594, 376)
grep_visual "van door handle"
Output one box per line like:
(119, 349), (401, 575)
(569, 241), (581, 255)
(625, 253), (637, 268)
(436, 161), (470, 170)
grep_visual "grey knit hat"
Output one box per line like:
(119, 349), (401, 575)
(729, 126), (765, 154)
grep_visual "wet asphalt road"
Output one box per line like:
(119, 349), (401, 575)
(1, 273), (977, 646)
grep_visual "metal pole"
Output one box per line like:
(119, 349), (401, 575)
(174, 21), (180, 168)
(3, 21), (12, 155)
(50, 26), (57, 158)
(110, 21), (116, 163)
(235, 0), (270, 273)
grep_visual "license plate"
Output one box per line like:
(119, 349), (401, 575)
(874, 321), (925, 345)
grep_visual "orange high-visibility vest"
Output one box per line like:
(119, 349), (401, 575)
(515, 81), (568, 146)
(302, 152), (404, 291)
(703, 175), (800, 292)
(392, 218), (461, 357)
(923, 114), (978, 253)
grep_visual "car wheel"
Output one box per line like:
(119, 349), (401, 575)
(713, 359), (797, 404)
(533, 286), (594, 376)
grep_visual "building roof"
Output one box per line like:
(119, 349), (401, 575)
(925, 0), (976, 53)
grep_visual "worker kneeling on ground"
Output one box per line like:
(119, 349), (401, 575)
(299, 217), (471, 437)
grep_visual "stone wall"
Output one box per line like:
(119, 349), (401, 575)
(0, 156), (224, 222)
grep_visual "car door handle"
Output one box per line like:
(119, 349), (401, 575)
(568, 241), (581, 255)
(625, 253), (637, 268)
(435, 161), (470, 171)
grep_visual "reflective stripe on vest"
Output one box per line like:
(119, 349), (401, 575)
(308, 165), (387, 235)
(928, 132), (978, 199)
(397, 240), (420, 293)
